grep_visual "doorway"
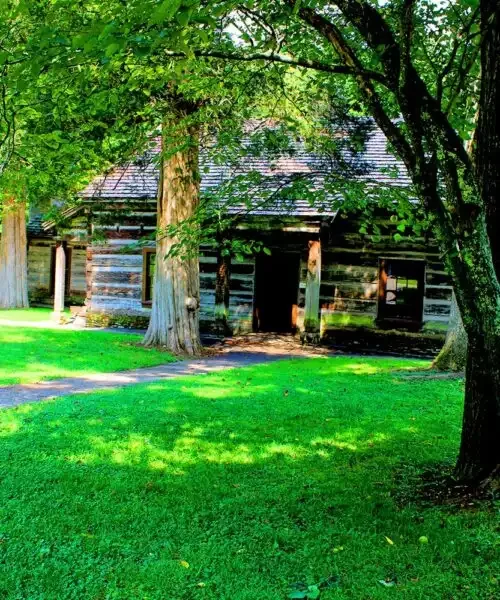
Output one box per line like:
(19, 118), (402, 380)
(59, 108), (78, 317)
(253, 251), (301, 332)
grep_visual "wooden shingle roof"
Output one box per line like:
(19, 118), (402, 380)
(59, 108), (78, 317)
(80, 123), (410, 217)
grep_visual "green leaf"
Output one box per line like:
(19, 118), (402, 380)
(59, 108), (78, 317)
(175, 8), (192, 27)
(288, 592), (307, 599)
(150, 0), (182, 24)
(292, 0), (302, 14)
(307, 586), (320, 599)
(105, 43), (121, 57)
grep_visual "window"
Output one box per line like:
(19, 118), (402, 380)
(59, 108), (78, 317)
(142, 248), (156, 304)
(377, 258), (425, 326)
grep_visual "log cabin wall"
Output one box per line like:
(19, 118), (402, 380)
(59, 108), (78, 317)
(199, 249), (255, 333)
(87, 201), (156, 317)
(24, 202), (452, 334)
(90, 243), (147, 315)
(84, 203), (256, 333)
(27, 238), (87, 305)
(318, 213), (452, 331)
(27, 240), (52, 295)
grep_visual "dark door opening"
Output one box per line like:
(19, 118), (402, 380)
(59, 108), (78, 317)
(253, 251), (300, 332)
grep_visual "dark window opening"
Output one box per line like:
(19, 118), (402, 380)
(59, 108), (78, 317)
(377, 258), (425, 327)
(142, 248), (156, 304)
(253, 251), (300, 333)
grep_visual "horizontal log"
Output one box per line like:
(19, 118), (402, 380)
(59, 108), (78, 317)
(424, 285), (453, 301)
(320, 298), (377, 314)
(90, 296), (145, 311)
(91, 285), (142, 299)
(321, 266), (379, 283)
(93, 271), (141, 285)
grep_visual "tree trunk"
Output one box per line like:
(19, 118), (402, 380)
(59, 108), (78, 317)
(0, 201), (29, 309)
(214, 249), (231, 335)
(432, 292), (467, 372)
(143, 104), (202, 354)
(454, 337), (500, 482)
(453, 0), (500, 483)
(293, 0), (500, 484)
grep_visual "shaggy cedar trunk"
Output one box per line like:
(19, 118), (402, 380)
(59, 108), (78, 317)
(143, 109), (201, 354)
(0, 201), (29, 309)
(214, 249), (231, 335)
(432, 293), (467, 372)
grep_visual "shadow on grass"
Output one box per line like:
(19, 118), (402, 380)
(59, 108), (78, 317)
(0, 357), (488, 600)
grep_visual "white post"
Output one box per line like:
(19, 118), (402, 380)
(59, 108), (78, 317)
(52, 241), (66, 322)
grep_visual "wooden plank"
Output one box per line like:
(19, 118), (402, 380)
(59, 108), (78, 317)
(304, 240), (321, 334)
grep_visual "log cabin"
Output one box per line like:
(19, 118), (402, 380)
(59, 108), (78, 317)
(22, 123), (453, 337)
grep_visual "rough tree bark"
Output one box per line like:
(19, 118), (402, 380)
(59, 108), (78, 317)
(432, 293), (467, 372)
(454, 0), (500, 482)
(143, 102), (202, 354)
(0, 200), (29, 309)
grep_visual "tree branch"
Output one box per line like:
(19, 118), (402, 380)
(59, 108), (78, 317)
(162, 49), (389, 85)
(400, 0), (416, 91)
(285, 0), (417, 174)
(436, 6), (480, 107)
(328, 0), (472, 169)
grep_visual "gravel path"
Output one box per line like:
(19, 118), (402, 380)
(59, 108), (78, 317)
(0, 350), (326, 408)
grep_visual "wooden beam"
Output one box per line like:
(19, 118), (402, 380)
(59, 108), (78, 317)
(214, 250), (232, 335)
(304, 240), (321, 337)
(86, 247), (93, 302)
(52, 241), (66, 321)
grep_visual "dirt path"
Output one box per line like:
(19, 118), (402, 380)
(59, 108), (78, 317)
(0, 340), (331, 408)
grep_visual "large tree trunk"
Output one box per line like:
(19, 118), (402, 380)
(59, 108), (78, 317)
(455, 337), (500, 482)
(0, 201), (29, 309)
(292, 0), (500, 484)
(436, 205), (500, 483)
(143, 104), (201, 354)
(432, 292), (467, 372)
(453, 0), (500, 483)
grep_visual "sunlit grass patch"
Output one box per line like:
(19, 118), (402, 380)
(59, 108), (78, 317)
(0, 326), (175, 385)
(0, 356), (493, 599)
(0, 307), (59, 323)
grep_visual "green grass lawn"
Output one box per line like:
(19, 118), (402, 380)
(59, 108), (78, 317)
(0, 326), (175, 385)
(0, 357), (496, 599)
(0, 307), (62, 323)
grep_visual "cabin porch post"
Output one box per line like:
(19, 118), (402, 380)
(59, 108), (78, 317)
(303, 239), (321, 342)
(214, 250), (232, 335)
(51, 240), (66, 322)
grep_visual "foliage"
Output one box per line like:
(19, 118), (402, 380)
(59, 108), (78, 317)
(0, 357), (497, 598)
(0, 326), (175, 385)
(86, 312), (151, 330)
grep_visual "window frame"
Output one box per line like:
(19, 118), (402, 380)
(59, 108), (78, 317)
(377, 257), (426, 327)
(142, 248), (156, 305)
